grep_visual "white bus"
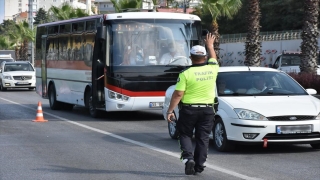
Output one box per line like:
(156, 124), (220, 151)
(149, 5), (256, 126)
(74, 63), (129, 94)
(35, 12), (204, 117)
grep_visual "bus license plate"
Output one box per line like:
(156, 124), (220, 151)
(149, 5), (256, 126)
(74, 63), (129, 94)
(149, 102), (163, 108)
(276, 125), (312, 134)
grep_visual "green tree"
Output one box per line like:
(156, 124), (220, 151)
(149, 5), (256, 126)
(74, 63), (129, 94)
(8, 21), (35, 60)
(0, 20), (16, 36)
(244, 0), (261, 67)
(0, 36), (14, 50)
(49, 2), (89, 21)
(110, 0), (142, 13)
(215, 0), (307, 34)
(300, 0), (319, 74)
(34, 8), (49, 25)
(195, 0), (242, 61)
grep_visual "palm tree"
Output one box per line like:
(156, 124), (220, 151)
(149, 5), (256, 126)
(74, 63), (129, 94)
(300, 0), (319, 74)
(49, 2), (89, 21)
(110, 0), (143, 13)
(0, 36), (14, 50)
(198, 0), (242, 62)
(8, 21), (35, 60)
(244, 0), (261, 67)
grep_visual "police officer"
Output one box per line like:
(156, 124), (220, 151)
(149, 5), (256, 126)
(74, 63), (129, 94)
(166, 33), (218, 175)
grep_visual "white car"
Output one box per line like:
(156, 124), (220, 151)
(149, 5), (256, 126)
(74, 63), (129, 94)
(0, 61), (36, 91)
(162, 66), (320, 152)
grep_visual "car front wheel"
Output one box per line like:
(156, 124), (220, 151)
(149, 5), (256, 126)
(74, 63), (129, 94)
(168, 111), (179, 139)
(0, 82), (7, 91)
(213, 117), (235, 152)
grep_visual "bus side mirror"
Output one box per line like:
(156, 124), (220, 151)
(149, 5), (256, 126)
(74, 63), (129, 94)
(97, 26), (106, 41)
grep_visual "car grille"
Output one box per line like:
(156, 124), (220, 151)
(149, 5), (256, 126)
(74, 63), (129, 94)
(267, 116), (316, 121)
(13, 76), (32, 80)
(263, 132), (320, 140)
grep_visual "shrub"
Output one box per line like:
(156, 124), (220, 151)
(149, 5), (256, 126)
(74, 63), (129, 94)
(288, 72), (320, 94)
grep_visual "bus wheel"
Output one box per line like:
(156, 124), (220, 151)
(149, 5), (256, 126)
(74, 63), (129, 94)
(86, 90), (100, 118)
(48, 84), (61, 110)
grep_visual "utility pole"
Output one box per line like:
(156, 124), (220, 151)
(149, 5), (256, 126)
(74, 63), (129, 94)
(183, 0), (186, 13)
(28, 0), (34, 65)
(86, 0), (91, 15)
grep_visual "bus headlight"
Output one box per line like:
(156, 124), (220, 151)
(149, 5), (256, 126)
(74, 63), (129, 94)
(108, 90), (129, 101)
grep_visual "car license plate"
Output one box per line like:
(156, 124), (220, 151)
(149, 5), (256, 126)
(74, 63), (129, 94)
(149, 102), (163, 108)
(16, 82), (29, 84)
(276, 125), (312, 134)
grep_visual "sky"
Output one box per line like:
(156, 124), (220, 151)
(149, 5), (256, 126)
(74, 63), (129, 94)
(0, 0), (4, 24)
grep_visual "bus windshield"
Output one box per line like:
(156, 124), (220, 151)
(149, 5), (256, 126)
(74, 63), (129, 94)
(110, 19), (201, 66)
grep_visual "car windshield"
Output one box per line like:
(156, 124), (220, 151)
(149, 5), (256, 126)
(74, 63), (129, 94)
(4, 63), (34, 72)
(217, 71), (308, 96)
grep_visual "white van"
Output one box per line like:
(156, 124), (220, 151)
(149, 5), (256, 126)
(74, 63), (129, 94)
(0, 54), (15, 64)
(272, 51), (320, 74)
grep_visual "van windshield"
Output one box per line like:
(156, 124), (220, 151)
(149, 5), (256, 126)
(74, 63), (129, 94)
(281, 56), (300, 66)
(281, 54), (320, 66)
(0, 59), (14, 65)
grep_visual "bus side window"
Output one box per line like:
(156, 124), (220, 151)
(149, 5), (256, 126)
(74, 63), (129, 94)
(86, 20), (96, 31)
(72, 23), (78, 32)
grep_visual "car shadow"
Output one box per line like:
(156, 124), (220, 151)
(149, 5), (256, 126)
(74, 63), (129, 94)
(208, 141), (319, 154)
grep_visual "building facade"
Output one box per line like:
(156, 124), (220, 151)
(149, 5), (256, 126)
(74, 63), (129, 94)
(2, 0), (93, 22)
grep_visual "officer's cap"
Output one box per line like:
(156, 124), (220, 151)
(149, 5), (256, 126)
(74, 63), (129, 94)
(190, 45), (207, 56)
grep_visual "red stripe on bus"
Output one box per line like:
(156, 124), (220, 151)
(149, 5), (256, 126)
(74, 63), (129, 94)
(107, 84), (165, 97)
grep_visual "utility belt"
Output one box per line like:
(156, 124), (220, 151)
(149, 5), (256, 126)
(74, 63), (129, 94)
(181, 103), (213, 108)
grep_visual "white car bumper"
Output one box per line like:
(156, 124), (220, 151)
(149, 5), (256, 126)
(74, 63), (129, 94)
(2, 79), (36, 88)
(225, 118), (320, 143)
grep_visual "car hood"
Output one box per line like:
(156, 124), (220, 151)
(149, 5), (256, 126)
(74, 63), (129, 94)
(3, 71), (35, 76)
(221, 96), (320, 116)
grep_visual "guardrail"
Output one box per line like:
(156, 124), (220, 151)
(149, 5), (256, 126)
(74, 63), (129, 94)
(220, 30), (306, 44)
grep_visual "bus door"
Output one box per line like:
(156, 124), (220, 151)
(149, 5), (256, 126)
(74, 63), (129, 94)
(41, 35), (48, 98)
(92, 26), (107, 108)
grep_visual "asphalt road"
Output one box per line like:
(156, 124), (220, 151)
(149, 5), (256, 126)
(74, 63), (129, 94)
(1, 89), (320, 180)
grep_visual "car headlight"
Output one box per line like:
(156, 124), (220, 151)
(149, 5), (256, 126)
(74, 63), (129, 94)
(3, 75), (12, 80)
(234, 108), (268, 120)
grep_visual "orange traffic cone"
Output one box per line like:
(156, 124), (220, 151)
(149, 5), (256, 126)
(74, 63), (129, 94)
(32, 102), (48, 122)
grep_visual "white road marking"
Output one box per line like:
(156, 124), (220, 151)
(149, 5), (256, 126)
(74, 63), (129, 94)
(0, 97), (262, 180)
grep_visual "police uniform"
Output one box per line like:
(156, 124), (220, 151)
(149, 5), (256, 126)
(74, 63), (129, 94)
(175, 57), (219, 173)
